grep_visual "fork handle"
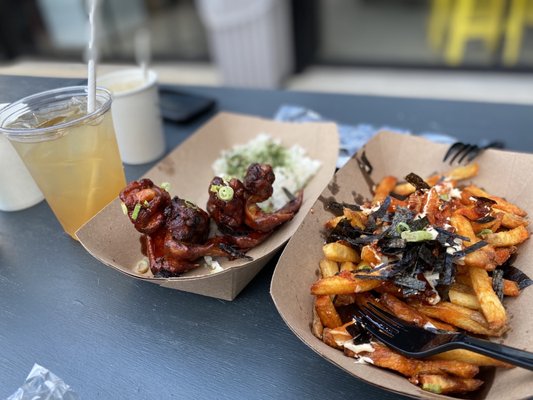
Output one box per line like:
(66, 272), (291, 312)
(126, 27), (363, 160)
(459, 335), (533, 370)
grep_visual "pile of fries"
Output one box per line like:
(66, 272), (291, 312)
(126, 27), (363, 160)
(310, 163), (529, 395)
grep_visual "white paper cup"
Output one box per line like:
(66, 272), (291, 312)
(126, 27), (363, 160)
(0, 111), (44, 212)
(97, 68), (165, 165)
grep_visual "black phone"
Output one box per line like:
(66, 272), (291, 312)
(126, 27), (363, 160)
(158, 87), (216, 123)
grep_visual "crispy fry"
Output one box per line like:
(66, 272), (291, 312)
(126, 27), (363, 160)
(449, 284), (480, 310)
(322, 322), (353, 349)
(469, 266), (507, 330)
(470, 213), (502, 234)
(324, 215), (344, 230)
(319, 258), (339, 279)
(429, 349), (513, 368)
(482, 225), (529, 247)
(380, 293), (456, 331)
(500, 210), (528, 229)
(450, 214), (498, 270)
(322, 242), (360, 263)
(340, 261), (356, 272)
(363, 343), (479, 379)
(464, 185), (527, 217)
(445, 163), (479, 181)
(409, 301), (499, 336)
(455, 273), (520, 297)
(373, 176), (397, 204)
(343, 208), (367, 230)
(314, 295), (342, 329)
(310, 271), (382, 295)
(360, 245), (381, 266)
(413, 374), (483, 395)
(393, 182), (416, 196)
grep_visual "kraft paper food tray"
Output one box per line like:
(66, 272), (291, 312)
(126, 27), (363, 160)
(77, 111), (339, 301)
(271, 131), (533, 399)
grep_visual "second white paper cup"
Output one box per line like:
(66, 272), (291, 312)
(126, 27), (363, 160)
(97, 68), (165, 165)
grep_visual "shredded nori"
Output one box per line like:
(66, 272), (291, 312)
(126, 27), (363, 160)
(405, 173), (431, 191)
(503, 265), (533, 290)
(325, 200), (361, 216)
(492, 269), (505, 301)
(474, 215), (496, 224)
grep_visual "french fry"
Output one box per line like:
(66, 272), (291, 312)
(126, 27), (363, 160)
(450, 214), (498, 270)
(464, 185), (527, 217)
(362, 343), (479, 379)
(380, 293), (456, 331)
(340, 261), (356, 272)
(449, 283), (480, 310)
(482, 225), (529, 247)
(470, 213), (502, 234)
(372, 176), (397, 204)
(445, 163), (479, 181)
(322, 322), (353, 349)
(343, 208), (367, 230)
(392, 164), (477, 198)
(455, 273), (520, 297)
(360, 245), (381, 266)
(393, 182), (416, 196)
(310, 271), (382, 295)
(322, 242), (360, 263)
(429, 349), (512, 368)
(314, 295), (342, 329)
(500, 210), (528, 229)
(413, 374), (483, 395)
(319, 258), (339, 279)
(324, 215), (344, 230)
(469, 266), (507, 330)
(409, 301), (498, 336)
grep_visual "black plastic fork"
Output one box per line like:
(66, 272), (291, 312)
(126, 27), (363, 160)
(353, 303), (533, 370)
(443, 140), (505, 165)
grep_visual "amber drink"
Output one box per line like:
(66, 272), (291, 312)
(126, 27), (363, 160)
(0, 87), (126, 239)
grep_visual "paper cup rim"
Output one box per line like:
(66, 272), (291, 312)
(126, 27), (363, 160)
(97, 68), (158, 98)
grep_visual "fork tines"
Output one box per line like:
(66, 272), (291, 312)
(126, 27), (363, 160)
(443, 140), (505, 165)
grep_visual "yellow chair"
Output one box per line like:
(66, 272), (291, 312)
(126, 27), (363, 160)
(503, 0), (533, 65)
(428, 0), (453, 50)
(428, 0), (506, 66)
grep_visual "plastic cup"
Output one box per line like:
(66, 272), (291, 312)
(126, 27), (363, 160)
(0, 132), (44, 212)
(0, 86), (126, 239)
(97, 68), (165, 165)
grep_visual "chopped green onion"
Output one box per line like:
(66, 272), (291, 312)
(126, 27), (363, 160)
(217, 186), (234, 201)
(478, 228), (493, 237)
(120, 202), (128, 215)
(396, 222), (411, 234)
(401, 230), (435, 242)
(356, 264), (372, 271)
(210, 184), (221, 193)
(422, 383), (442, 394)
(439, 194), (450, 201)
(160, 182), (171, 192)
(143, 200), (149, 207)
(131, 203), (142, 220)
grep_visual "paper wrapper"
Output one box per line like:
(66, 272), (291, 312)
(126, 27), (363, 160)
(77, 112), (338, 300)
(271, 131), (533, 399)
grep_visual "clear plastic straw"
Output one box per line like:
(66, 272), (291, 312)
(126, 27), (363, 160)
(135, 28), (151, 83)
(87, 0), (98, 113)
